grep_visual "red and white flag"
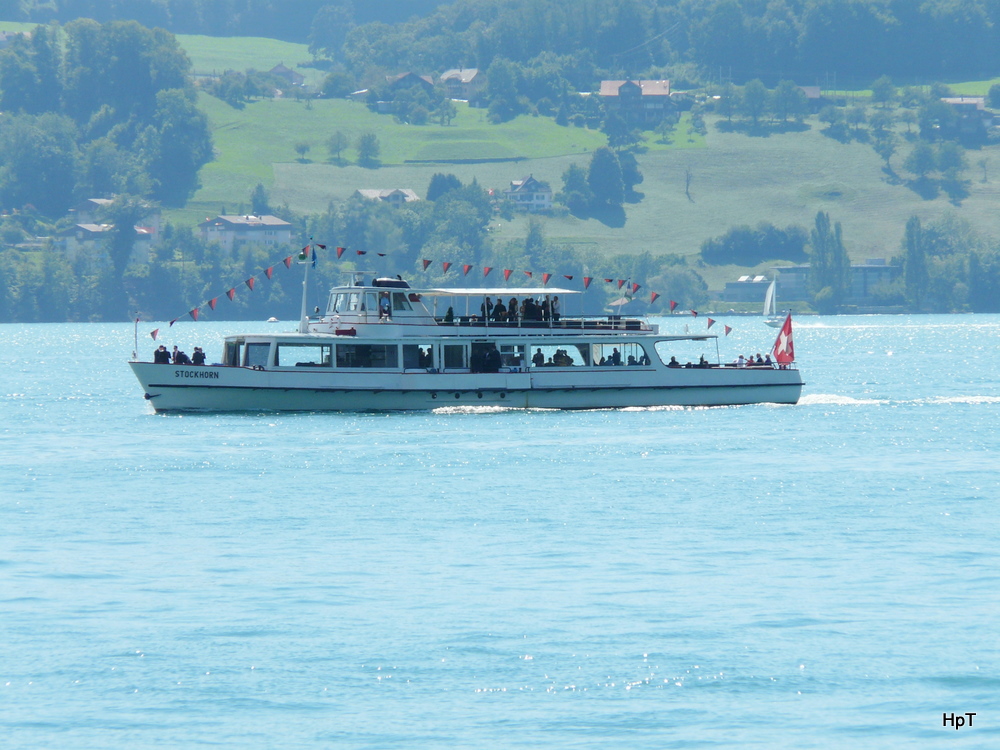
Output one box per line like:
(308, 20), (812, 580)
(772, 314), (795, 364)
(150, 328), (159, 340)
(706, 317), (715, 329)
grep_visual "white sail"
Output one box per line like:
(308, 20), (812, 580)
(763, 279), (776, 317)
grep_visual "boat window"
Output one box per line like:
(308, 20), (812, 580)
(224, 340), (242, 367)
(365, 292), (378, 312)
(275, 343), (332, 367)
(591, 343), (650, 367)
(244, 342), (271, 368)
(443, 344), (466, 369)
(529, 343), (590, 367)
(347, 293), (361, 312)
(391, 292), (412, 312)
(499, 344), (524, 368)
(653, 340), (713, 367)
(336, 344), (399, 368)
(332, 292), (348, 312)
(402, 344), (434, 369)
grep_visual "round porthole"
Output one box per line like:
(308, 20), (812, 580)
(477, 392), (483, 399)
(454, 392), (461, 399)
(500, 392), (506, 399)
(431, 392), (437, 399)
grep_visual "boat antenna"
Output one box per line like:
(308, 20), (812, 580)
(298, 239), (315, 333)
(132, 316), (139, 361)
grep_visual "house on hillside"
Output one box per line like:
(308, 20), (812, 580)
(503, 175), (552, 213)
(270, 63), (304, 87)
(386, 72), (434, 93)
(57, 223), (155, 264)
(768, 260), (900, 304)
(198, 214), (294, 253)
(599, 80), (672, 124)
(797, 86), (830, 113)
(440, 68), (483, 100)
(70, 198), (162, 238)
(941, 96), (991, 139)
(355, 189), (421, 208)
(0, 30), (30, 48)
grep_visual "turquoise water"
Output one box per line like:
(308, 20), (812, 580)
(2, 316), (999, 748)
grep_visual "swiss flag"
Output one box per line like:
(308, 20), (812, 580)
(772, 314), (795, 364)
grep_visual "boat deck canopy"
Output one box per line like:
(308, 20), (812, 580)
(418, 287), (579, 297)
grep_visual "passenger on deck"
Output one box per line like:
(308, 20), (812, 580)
(599, 356), (607, 366)
(508, 298), (518, 322)
(191, 347), (206, 365)
(379, 292), (391, 320)
(552, 296), (561, 321)
(627, 355), (637, 366)
(174, 350), (191, 365)
(492, 299), (506, 322)
(611, 348), (622, 366)
(668, 356), (680, 368)
(480, 297), (493, 319)
(736, 354), (746, 367)
(532, 348), (545, 367)
(444, 306), (454, 323)
(541, 299), (550, 321)
(698, 355), (708, 368)
(154, 345), (171, 364)
(755, 353), (764, 365)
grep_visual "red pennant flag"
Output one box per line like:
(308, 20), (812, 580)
(283, 256), (293, 268)
(298, 245), (310, 260)
(617, 279), (626, 289)
(503, 269), (513, 281)
(336, 246), (346, 259)
(245, 278), (255, 291)
(563, 275), (574, 281)
(422, 259), (432, 270)
(632, 283), (641, 294)
(584, 277), (593, 289)
(650, 292), (660, 303)
(227, 288), (236, 301)
(669, 300), (678, 312)
(462, 264), (472, 276)
(524, 270), (532, 278)
(169, 318), (178, 327)
(189, 308), (200, 321)
(208, 297), (218, 310)
(265, 266), (274, 279)
(377, 253), (386, 257)
(483, 267), (492, 277)
(725, 325), (733, 336)
(690, 310), (698, 317)
(707, 318), (715, 329)
(604, 278), (613, 283)
(772, 314), (795, 364)
(315, 244), (327, 250)
(442, 261), (452, 272)
(356, 250), (367, 255)
(542, 273), (551, 285)
(150, 329), (159, 340)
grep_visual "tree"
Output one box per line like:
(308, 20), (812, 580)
(903, 215), (928, 309)
(251, 182), (270, 215)
(327, 131), (349, 163)
(356, 132), (380, 168)
(619, 151), (643, 195)
(427, 173), (462, 201)
(101, 195), (158, 318)
(871, 75), (895, 108)
(809, 211), (849, 312)
(873, 133), (898, 171)
(0, 113), (78, 216)
(294, 141), (311, 161)
(321, 71), (355, 98)
(437, 98), (457, 126)
(740, 79), (769, 126)
(587, 147), (624, 209)
(142, 88), (213, 205)
(308, 2), (355, 59)
(556, 163), (593, 215)
(989, 84), (1000, 110)
(904, 140), (936, 179)
(771, 80), (807, 122)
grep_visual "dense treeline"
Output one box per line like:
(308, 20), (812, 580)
(0, 20), (212, 213)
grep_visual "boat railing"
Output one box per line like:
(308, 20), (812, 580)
(433, 315), (651, 332)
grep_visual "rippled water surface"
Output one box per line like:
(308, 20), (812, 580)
(2, 315), (999, 748)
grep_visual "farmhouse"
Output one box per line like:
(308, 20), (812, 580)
(599, 80), (672, 123)
(503, 175), (552, 212)
(355, 189), (421, 208)
(439, 68), (483, 100)
(198, 214), (294, 252)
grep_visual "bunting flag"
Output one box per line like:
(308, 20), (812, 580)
(650, 292), (660, 303)
(227, 288), (236, 301)
(265, 266), (274, 279)
(524, 270), (532, 278)
(632, 282), (641, 294)
(422, 259), (432, 270)
(442, 261), (452, 273)
(583, 277), (593, 289)
(297, 245), (310, 261)
(356, 250), (367, 256)
(208, 297), (218, 310)
(245, 278), (256, 291)
(564, 275), (574, 281)
(707, 318), (715, 329)
(503, 269), (513, 281)
(150, 329), (159, 340)
(669, 300), (678, 312)
(336, 246), (346, 259)
(604, 278), (613, 283)
(283, 256), (293, 269)
(169, 318), (179, 327)
(462, 264), (473, 276)
(483, 267), (492, 277)
(725, 325), (733, 336)
(542, 272), (551, 285)
(377, 253), (386, 257)
(315, 244), (327, 250)
(772, 314), (795, 363)
(189, 308), (200, 321)
(617, 279), (626, 289)
(690, 310), (698, 317)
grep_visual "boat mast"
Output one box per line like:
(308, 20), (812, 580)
(298, 243), (312, 333)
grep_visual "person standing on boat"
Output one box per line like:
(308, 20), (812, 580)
(532, 348), (545, 367)
(379, 291), (391, 320)
(552, 296), (560, 321)
(154, 345), (170, 364)
(191, 347), (206, 365)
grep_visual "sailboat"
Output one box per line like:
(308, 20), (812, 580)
(763, 278), (784, 327)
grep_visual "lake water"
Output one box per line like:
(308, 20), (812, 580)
(2, 315), (999, 748)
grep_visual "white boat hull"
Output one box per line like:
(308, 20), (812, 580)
(131, 362), (804, 412)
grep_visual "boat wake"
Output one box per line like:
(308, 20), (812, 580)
(798, 394), (887, 406)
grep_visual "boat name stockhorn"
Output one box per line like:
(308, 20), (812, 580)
(175, 370), (220, 379)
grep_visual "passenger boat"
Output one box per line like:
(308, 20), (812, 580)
(130, 273), (803, 412)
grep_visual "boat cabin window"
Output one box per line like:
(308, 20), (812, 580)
(275, 343), (333, 367)
(336, 344), (399, 368)
(224, 340), (243, 367)
(244, 342), (271, 368)
(402, 344), (434, 369)
(331, 292), (350, 313)
(591, 343), (649, 367)
(443, 344), (466, 369)
(529, 343), (590, 367)
(499, 344), (524, 368)
(653, 340), (713, 368)
(365, 292), (378, 312)
(391, 292), (412, 312)
(348, 293), (361, 312)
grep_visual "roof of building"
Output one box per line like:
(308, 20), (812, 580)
(440, 68), (480, 83)
(356, 188), (421, 202)
(599, 80), (671, 97)
(199, 214), (293, 229)
(507, 175), (551, 193)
